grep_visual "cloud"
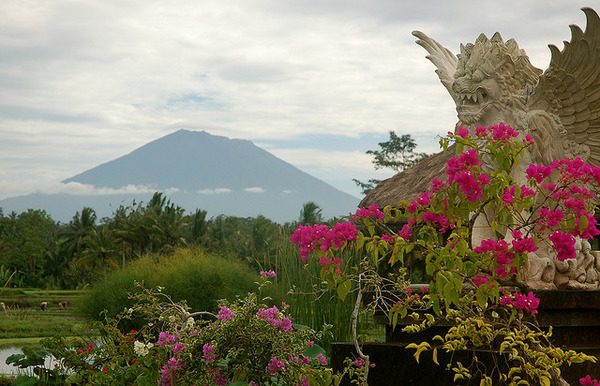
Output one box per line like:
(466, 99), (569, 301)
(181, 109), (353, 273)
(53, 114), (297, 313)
(0, 0), (591, 201)
(38, 182), (158, 196)
(244, 187), (266, 193)
(196, 188), (232, 195)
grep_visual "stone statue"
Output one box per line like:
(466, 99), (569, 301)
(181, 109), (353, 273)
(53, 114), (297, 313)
(413, 8), (600, 289)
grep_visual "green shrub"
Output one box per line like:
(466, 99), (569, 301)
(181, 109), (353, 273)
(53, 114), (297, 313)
(79, 247), (258, 325)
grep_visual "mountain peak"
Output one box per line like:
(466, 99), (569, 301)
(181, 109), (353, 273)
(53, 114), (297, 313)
(11, 129), (361, 223)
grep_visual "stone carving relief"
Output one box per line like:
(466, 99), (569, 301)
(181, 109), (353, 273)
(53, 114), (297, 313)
(413, 8), (600, 289)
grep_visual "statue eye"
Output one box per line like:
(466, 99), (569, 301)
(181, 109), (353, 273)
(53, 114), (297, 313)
(471, 70), (484, 82)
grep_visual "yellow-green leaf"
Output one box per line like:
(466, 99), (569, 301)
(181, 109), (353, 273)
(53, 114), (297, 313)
(540, 376), (551, 386)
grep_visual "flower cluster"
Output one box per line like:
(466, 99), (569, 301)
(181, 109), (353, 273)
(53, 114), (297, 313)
(133, 340), (153, 357)
(202, 344), (215, 363)
(445, 147), (490, 202)
(268, 357), (286, 375)
(549, 230), (577, 261)
(217, 306), (236, 321)
(260, 270), (276, 278)
(581, 375), (600, 386)
(473, 239), (525, 279)
(353, 203), (385, 220)
(500, 291), (540, 314)
(257, 305), (293, 332)
(471, 123), (521, 142)
(290, 222), (358, 261)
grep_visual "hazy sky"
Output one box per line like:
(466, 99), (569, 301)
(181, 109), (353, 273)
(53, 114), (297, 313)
(0, 0), (595, 200)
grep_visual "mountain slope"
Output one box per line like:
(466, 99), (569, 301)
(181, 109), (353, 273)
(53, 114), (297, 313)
(2, 130), (360, 223)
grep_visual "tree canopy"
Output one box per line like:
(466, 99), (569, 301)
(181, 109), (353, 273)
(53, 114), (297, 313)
(354, 131), (429, 195)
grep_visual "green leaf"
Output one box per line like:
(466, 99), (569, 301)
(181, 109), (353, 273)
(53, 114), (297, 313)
(13, 376), (38, 386)
(368, 225), (375, 236)
(475, 290), (488, 308)
(579, 215), (589, 234)
(303, 344), (327, 358)
(389, 243), (404, 267)
(336, 278), (352, 301)
(6, 353), (25, 365)
(391, 310), (399, 329)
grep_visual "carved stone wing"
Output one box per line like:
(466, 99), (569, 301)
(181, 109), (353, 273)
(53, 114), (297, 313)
(530, 8), (600, 166)
(412, 31), (458, 103)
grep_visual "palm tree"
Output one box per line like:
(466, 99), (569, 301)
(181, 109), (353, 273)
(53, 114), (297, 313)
(43, 239), (72, 289)
(77, 227), (120, 273)
(299, 202), (323, 225)
(187, 209), (208, 245)
(62, 207), (97, 256)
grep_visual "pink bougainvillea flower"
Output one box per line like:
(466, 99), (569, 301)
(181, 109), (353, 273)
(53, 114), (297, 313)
(538, 208), (565, 227)
(490, 122), (519, 141)
(580, 375), (600, 386)
(202, 344), (216, 363)
(354, 203), (384, 220)
(475, 126), (488, 137)
(260, 270), (276, 278)
(549, 230), (576, 261)
(268, 357), (286, 375)
(217, 306), (236, 322)
(456, 126), (469, 138)
(525, 163), (553, 183)
(500, 291), (540, 314)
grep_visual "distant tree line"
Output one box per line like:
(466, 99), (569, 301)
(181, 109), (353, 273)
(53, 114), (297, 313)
(0, 193), (329, 289)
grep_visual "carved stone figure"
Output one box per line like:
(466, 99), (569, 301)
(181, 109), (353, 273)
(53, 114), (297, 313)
(413, 8), (600, 289)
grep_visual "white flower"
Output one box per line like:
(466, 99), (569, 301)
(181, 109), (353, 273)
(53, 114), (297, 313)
(185, 317), (195, 329)
(133, 340), (150, 357)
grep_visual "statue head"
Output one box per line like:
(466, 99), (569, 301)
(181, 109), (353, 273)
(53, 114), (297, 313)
(452, 33), (542, 126)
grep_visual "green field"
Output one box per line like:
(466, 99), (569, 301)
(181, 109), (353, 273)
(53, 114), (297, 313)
(0, 289), (92, 348)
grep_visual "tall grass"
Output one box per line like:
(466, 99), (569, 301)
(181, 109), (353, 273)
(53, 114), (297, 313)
(264, 230), (383, 349)
(80, 247), (258, 323)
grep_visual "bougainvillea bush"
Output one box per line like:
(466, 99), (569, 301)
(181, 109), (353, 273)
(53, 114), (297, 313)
(291, 123), (600, 385)
(8, 276), (343, 386)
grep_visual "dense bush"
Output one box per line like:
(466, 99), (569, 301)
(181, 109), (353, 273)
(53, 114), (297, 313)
(79, 247), (259, 325)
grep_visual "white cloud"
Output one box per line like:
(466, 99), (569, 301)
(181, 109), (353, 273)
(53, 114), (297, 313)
(0, 0), (591, 200)
(244, 187), (266, 193)
(196, 188), (232, 195)
(38, 182), (157, 196)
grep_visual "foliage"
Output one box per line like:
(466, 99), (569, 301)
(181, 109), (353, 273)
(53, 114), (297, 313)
(367, 131), (429, 172)
(79, 247), (259, 328)
(299, 201), (323, 225)
(293, 124), (600, 384)
(353, 131), (429, 195)
(10, 278), (345, 385)
(0, 209), (58, 287)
